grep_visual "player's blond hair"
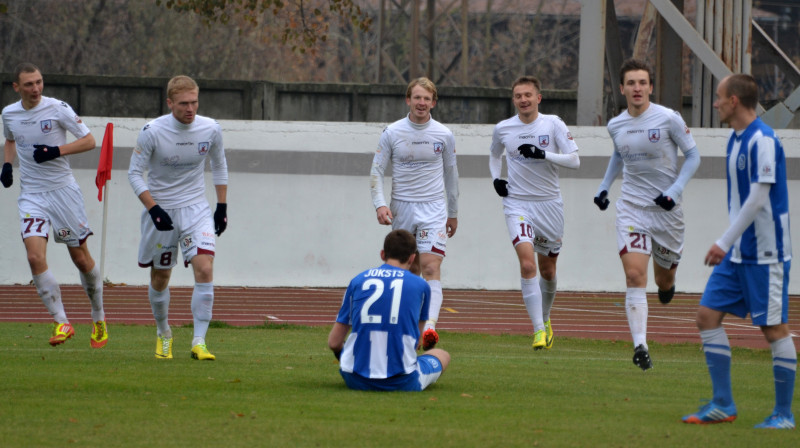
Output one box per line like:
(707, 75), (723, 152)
(167, 75), (199, 100)
(511, 76), (541, 93)
(406, 77), (438, 102)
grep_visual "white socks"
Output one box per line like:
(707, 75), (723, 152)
(80, 265), (105, 322)
(625, 287), (648, 349)
(540, 276), (557, 323)
(191, 282), (214, 345)
(426, 280), (443, 329)
(149, 284), (171, 338)
(33, 269), (67, 323)
(521, 276), (544, 331)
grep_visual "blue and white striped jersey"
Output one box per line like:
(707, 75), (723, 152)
(336, 264), (431, 379)
(726, 117), (792, 264)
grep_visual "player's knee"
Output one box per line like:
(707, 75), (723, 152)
(519, 260), (537, 278)
(428, 349), (450, 371)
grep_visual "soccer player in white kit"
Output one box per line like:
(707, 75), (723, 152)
(370, 77), (459, 352)
(682, 74), (795, 428)
(489, 76), (579, 350)
(128, 75), (228, 361)
(594, 59), (700, 370)
(1, 63), (108, 348)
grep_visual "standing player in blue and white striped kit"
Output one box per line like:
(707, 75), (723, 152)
(682, 74), (795, 429)
(328, 230), (451, 391)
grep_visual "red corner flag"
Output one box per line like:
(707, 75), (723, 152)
(96, 123), (114, 201)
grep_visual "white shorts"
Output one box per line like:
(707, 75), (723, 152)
(138, 202), (216, 269)
(390, 199), (447, 256)
(503, 197), (563, 257)
(18, 183), (93, 247)
(615, 199), (683, 269)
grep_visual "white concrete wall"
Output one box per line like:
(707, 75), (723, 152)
(1, 117), (798, 294)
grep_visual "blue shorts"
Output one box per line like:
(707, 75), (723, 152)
(701, 253), (791, 326)
(340, 354), (443, 391)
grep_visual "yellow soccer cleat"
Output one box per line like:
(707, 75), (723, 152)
(544, 320), (554, 350)
(90, 321), (109, 349)
(155, 336), (173, 359)
(191, 343), (216, 361)
(532, 329), (546, 350)
(49, 322), (75, 346)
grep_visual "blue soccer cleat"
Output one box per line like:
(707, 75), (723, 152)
(682, 401), (737, 424)
(754, 412), (795, 429)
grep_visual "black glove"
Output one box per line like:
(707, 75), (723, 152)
(654, 194), (676, 211)
(518, 143), (545, 159)
(214, 203), (227, 236)
(0, 163), (12, 188)
(493, 178), (509, 197)
(32, 144), (61, 163)
(594, 190), (610, 211)
(148, 205), (174, 231)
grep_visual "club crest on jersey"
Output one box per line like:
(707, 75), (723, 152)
(40, 120), (52, 133)
(57, 228), (71, 238)
(198, 142), (210, 155)
(181, 235), (193, 249)
(433, 142), (443, 154)
(418, 230), (429, 240)
(538, 135), (550, 148)
(737, 154), (747, 171)
(648, 129), (660, 142)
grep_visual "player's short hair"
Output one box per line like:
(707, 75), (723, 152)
(724, 74), (759, 110)
(619, 58), (654, 86)
(511, 76), (541, 93)
(406, 77), (438, 102)
(383, 230), (417, 264)
(14, 62), (41, 83)
(167, 75), (199, 100)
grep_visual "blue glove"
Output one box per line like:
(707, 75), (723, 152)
(654, 194), (676, 211)
(594, 190), (610, 211)
(518, 143), (545, 159)
(214, 203), (227, 236)
(32, 145), (61, 163)
(493, 179), (509, 197)
(148, 205), (174, 231)
(1, 163), (12, 188)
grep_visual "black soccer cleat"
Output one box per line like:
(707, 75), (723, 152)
(633, 344), (653, 371)
(658, 286), (675, 304)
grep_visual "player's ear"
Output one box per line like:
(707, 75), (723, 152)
(380, 249), (387, 262)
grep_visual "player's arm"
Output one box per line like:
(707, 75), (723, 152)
(443, 136), (459, 236)
(540, 151), (580, 169)
(659, 146), (700, 208)
(370, 132), (393, 224)
(328, 322), (350, 360)
(594, 149), (622, 210)
(539, 121), (580, 169)
(489, 129), (509, 197)
(32, 133), (95, 163)
(2, 139), (16, 188)
(705, 182), (770, 266)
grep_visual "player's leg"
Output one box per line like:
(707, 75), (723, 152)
(138, 208), (177, 358)
(415, 350), (450, 391)
(25, 234), (73, 345)
(650, 208), (684, 304)
(68, 243), (108, 348)
(683, 255), (741, 424)
(418, 252), (443, 350)
(531, 197), (563, 350)
(753, 261), (796, 429)
(183, 203), (217, 360)
(412, 201), (448, 349)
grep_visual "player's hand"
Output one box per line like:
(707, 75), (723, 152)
(446, 217), (458, 238)
(376, 206), (393, 225)
(148, 205), (174, 231)
(0, 163), (12, 188)
(518, 143), (545, 159)
(594, 190), (609, 210)
(654, 194), (676, 211)
(704, 244), (726, 266)
(214, 203), (227, 236)
(32, 144), (61, 163)
(493, 178), (509, 197)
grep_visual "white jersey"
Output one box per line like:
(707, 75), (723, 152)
(2, 96), (91, 193)
(128, 113), (227, 209)
(489, 113), (578, 200)
(370, 115), (459, 217)
(607, 103), (696, 207)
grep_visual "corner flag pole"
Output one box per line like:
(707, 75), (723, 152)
(96, 123), (114, 284)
